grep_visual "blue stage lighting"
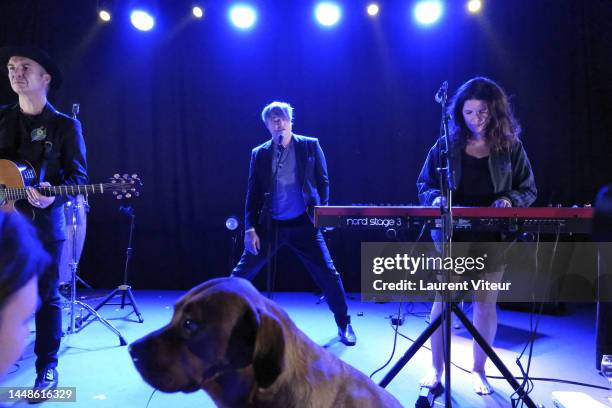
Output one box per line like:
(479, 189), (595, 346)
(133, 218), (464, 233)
(467, 0), (482, 13)
(413, 1), (443, 26)
(367, 3), (380, 17)
(314, 2), (341, 27)
(229, 4), (257, 30)
(130, 10), (155, 31)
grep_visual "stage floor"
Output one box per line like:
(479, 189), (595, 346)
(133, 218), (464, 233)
(2, 289), (610, 407)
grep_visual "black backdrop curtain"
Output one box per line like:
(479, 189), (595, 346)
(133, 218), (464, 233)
(1, 0), (611, 291)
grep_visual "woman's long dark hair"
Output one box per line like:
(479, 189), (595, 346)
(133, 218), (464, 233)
(0, 212), (49, 312)
(448, 76), (521, 151)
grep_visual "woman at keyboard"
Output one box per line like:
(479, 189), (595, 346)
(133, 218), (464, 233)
(416, 76), (537, 395)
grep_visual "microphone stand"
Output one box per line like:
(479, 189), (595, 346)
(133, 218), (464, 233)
(437, 82), (455, 408)
(378, 83), (537, 408)
(262, 134), (285, 298)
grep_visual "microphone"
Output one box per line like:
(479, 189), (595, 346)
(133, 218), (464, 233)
(277, 133), (285, 153)
(434, 81), (449, 104)
(72, 103), (80, 119)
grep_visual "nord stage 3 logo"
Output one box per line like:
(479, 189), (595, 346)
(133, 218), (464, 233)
(344, 217), (405, 228)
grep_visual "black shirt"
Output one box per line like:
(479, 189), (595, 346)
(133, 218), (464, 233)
(455, 151), (495, 206)
(454, 151), (499, 243)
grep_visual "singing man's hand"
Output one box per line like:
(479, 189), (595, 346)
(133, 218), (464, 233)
(244, 230), (261, 255)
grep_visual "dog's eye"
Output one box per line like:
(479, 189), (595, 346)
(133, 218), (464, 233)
(183, 318), (200, 335)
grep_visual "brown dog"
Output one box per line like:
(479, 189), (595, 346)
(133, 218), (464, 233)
(129, 277), (402, 407)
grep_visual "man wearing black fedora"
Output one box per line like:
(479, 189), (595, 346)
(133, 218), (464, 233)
(0, 46), (88, 395)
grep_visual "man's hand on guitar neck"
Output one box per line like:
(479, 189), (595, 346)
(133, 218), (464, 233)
(26, 182), (55, 209)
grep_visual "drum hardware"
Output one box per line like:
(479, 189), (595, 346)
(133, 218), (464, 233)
(77, 204), (144, 326)
(62, 100), (126, 345)
(59, 197), (91, 294)
(64, 196), (126, 345)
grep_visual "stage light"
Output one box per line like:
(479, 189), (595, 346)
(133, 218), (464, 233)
(413, 1), (443, 26)
(193, 6), (204, 18)
(467, 0), (482, 13)
(314, 2), (341, 27)
(130, 10), (155, 31)
(97, 0), (113, 22)
(99, 9), (111, 22)
(229, 4), (257, 30)
(225, 216), (240, 231)
(366, 3), (379, 17)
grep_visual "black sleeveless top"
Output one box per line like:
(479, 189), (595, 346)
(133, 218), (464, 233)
(455, 151), (495, 206)
(454, 151), (499, 243)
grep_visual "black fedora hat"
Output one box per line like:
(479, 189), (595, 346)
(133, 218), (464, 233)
(0, 45), (62, 90)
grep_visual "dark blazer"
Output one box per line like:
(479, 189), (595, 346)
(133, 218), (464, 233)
(0, 103), (88, 241)
(244, 134), (329, 231)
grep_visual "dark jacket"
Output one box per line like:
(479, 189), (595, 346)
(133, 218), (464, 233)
(417, 137), (537, 207)
(244, 134), (329, 231)
(0, 103), (88, 241)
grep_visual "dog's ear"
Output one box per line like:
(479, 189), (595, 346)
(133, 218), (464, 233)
(252, 310), (285, 389)
(225, 302), (259, 369)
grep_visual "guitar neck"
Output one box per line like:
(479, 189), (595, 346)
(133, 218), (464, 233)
(6, 184), (109, 201)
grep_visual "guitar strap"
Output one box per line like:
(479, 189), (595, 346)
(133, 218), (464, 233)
(38, 140), (53, 184)
(36, 104), (59, 185)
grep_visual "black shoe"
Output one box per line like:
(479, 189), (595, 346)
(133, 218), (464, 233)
(28, 368), (58, 404)
(34, 367), (58, 390)
(338, 323), (357, 346)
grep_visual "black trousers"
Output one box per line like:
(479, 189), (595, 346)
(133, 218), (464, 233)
(231, 214), (350, 328)
(35, 240), (63, 373)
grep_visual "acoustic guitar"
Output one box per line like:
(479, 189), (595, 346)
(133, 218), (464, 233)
(0, 159), (141, 218)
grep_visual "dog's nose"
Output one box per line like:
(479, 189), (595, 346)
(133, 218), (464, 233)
(128, 345), (139, 362)
(128, 341), (147, 363)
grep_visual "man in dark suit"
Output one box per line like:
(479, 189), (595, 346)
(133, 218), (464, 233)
(0, 46), (88, 394)
(231, 101), (356, 346)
